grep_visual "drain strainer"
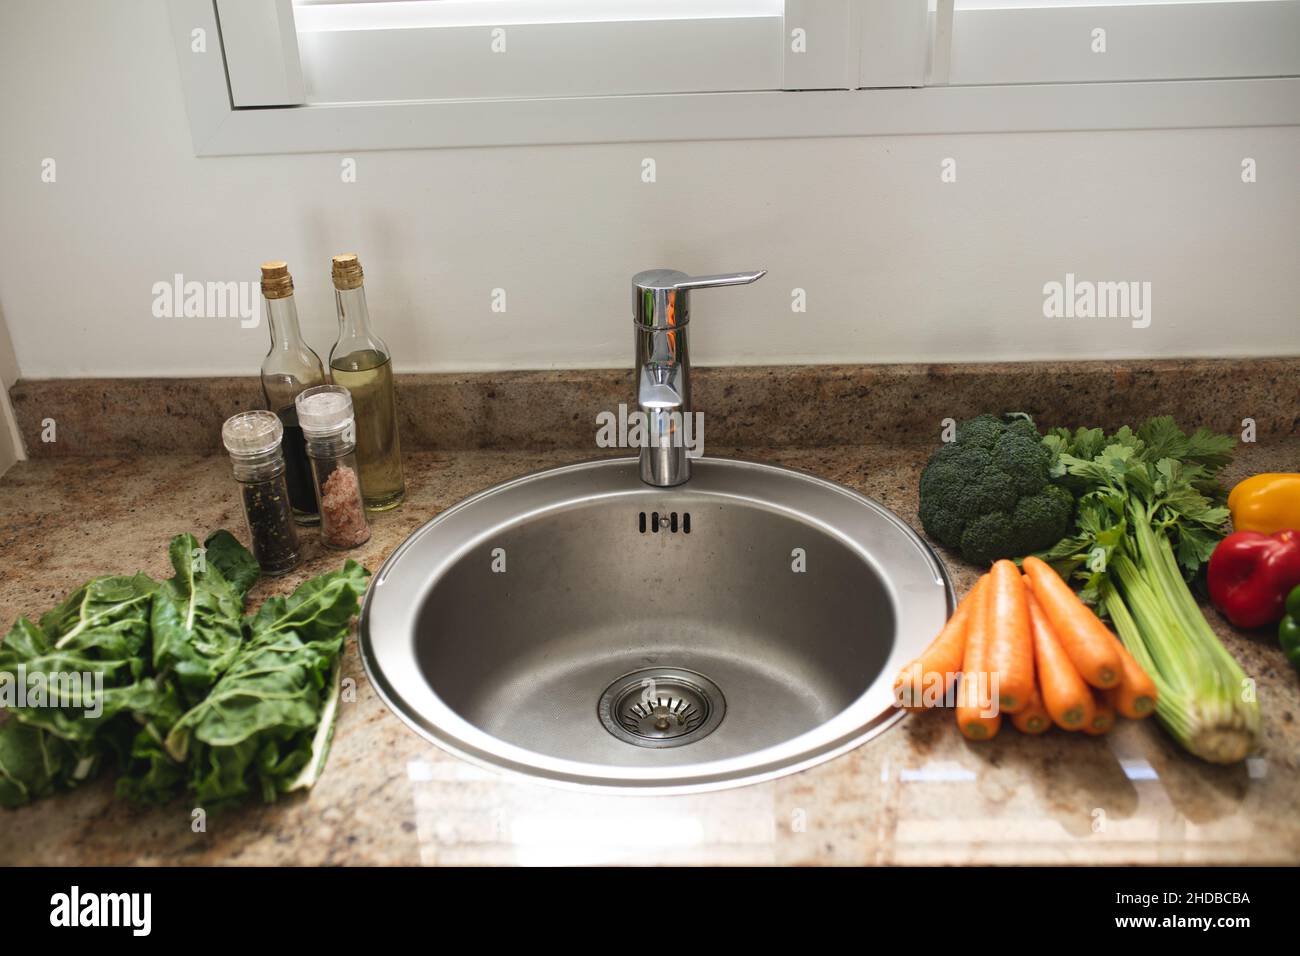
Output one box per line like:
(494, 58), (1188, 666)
(598, 667), (726, 748)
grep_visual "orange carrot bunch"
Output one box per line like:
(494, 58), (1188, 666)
(893, 556), (1158, 741)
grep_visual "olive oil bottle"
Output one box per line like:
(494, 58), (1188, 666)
(328, 254), (405, 511)
(259, 261), (326, 525)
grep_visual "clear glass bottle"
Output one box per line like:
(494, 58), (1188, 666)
(328, 253), (406, 511)
(222, 410), (302, 575)
(259, 261), (327, 526)
(295, 385), (371, 551)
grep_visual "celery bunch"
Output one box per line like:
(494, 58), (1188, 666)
(1038, 418), (1259, 764)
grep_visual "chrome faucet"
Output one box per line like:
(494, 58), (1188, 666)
(632, 268), (766, 487)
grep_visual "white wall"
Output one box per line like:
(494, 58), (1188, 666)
(0, 0), (1296, 379)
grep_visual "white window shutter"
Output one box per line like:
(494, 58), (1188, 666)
(216, 0), (305, 107)
(947, 1), (1300, 86)
(783, 0), (858, 90)
(855, 0), (929, 88)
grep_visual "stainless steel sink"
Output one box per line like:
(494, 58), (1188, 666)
(360, 457), (953, 793)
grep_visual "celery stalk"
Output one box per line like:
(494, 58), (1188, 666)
(1043, 418), (1259, 763)
(1108, 518), (1258, 764)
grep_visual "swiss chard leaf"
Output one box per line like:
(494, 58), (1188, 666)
(162, 563), (368, 804)
(0, 607), (157, 743)
(151, 533), (248, 701)
(113, 677), (188, 803)
(115, 725), (188, 804)
(247, 560), (370, 643)
(39, 574), (156, 655)
(0, 719), (104, 807)
(202, 530), (261, 602)
(166, 632), (339, 759)
(0, 720), (66, 808)
(165, 634), (339, 805)
(1, 530), (363, 811)
(285, 661), (342, 794)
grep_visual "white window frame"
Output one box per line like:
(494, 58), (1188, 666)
(172, 0), (1300, 156)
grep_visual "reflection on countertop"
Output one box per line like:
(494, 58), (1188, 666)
(0, 443), (1297, 865)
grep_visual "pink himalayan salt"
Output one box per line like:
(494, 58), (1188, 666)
(320, 465), (370, 548)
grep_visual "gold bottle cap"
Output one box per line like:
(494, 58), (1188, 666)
(331, 253), (364, 291)
(260, 261), (294, 299)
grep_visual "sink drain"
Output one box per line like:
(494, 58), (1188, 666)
(598, 667), (726, 749)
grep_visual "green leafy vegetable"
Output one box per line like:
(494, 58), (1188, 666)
(247, 559), (370, 644)
(0, 720), (67, 808)
(0, 580), (159, 743)
(0, 532), (368, 809)
(1037, 417), (1258, 764)
(38, 573), (157, 654)
(114, 688), (187, 805)
(286, 662), (342, 794)
(163, 562), (368, 806)
(202, 529), (261, 601)
(151, 533), (247, 701)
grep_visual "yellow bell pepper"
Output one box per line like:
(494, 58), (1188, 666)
(1228, 474), (1300, 534)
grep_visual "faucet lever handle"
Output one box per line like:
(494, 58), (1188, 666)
(632, 268), (766, 330)
(671, 270), (767, 291)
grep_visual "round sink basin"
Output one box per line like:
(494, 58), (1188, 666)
(360, 457), (953, 793)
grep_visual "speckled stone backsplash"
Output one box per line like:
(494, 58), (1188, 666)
(10, 357), (1300, 457)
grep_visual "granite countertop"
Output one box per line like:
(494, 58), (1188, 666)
(2, 441), (1297, 866)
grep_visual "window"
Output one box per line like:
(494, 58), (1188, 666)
(945, 0), (1300, 85)
(170, 0), (1300, 154)
(293, 0), (789, 102)
(214, 0), (930, 105)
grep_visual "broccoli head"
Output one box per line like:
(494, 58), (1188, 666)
(919, 415), (1074, 564)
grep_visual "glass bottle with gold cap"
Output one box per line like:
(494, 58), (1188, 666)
(259, 261), (327, 525)
(328, 253), (405, 511)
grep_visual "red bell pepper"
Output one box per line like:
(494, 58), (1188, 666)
(1207, 529), (1300, 629)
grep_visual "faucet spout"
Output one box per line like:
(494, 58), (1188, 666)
(638, 362), (689, 487)
(631, 267), (764, 488)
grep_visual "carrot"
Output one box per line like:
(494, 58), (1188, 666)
(1022, 556), (1122, 689)
(1010, 683), (1051, 734)
(1025, 580), (1096, 731)
(956, 575), (1000, 741)
(1106, 636), (1158, 719)
(984, 560), (1034, 714)
(894, 577), (983, 710)
(1084, 689), (1116, 735)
